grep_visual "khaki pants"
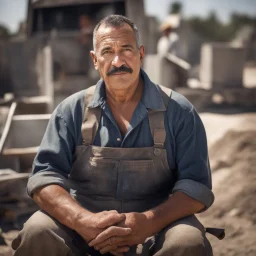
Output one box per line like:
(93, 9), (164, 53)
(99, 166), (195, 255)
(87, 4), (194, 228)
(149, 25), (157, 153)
(12, 211), (213, 256)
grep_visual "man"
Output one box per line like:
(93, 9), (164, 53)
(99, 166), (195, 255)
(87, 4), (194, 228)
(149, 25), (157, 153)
(12, 15), (214, 256)
(157, 21), (188, 89)
(157, 22), (180, 58)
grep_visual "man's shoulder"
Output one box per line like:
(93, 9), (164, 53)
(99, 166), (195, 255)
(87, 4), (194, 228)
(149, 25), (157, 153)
(164, 89), (201, 131)
(164, 90), (195, 115)
(56, 89), (86, 114)
(52, 88), (94, 127)
(156, 84), (193, 113)
(169, 90), (193, 112)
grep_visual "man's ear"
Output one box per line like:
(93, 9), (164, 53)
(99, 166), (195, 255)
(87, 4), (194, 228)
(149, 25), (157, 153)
(90, 51), (98, 70)
(139, 45), (145, 65)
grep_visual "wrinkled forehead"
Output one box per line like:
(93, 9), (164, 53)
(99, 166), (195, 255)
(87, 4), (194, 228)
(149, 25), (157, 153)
(95, 24), (137, 50)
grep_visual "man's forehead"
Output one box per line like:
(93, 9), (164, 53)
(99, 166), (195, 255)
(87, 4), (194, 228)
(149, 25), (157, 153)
(95, 24), (135, 44)
(97, 23), (133, 34)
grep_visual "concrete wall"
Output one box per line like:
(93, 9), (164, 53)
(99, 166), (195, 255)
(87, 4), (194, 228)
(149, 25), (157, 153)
(126, 0), (148, 49)
(0, 41), (13, 97)
(1, 37), (43, 97)
(49, 32), (91, 75)
(8, 39), (40, 96)
(146, 16), (160, 54)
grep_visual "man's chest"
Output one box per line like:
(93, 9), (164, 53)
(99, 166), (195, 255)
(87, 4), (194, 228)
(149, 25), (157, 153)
(108, 102), (138, 137)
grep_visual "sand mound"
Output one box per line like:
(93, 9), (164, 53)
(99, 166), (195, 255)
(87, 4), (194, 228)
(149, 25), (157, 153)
(209, 130), (256, 172)
(199, 130), (256, 256)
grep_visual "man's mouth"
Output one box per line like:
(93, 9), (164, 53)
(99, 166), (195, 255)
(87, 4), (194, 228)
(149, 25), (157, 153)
(111, 71), (128, 75)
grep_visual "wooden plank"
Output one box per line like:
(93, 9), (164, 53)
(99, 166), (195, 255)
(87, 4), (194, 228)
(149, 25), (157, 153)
(12, 114), (51, 121)
(166, 53), (191, 71)
(19, 95), (51, 104)
(0, 102), (17, 153)
(2, 146), (39, 156)
(0, 169), (29, 182)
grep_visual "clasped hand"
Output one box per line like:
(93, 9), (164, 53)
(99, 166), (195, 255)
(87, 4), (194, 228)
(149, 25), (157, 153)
(88, 212), (151, 255)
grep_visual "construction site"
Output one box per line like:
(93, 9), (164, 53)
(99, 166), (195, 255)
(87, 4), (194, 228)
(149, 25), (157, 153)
(0, 0), (256, 255)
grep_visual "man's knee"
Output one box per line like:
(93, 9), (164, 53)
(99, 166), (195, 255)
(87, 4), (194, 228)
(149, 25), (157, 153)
(12, 211), (51, 248)
(164, 226), (208, 255)
(154, 216), (213, 256)
(12, 211), (73, 255)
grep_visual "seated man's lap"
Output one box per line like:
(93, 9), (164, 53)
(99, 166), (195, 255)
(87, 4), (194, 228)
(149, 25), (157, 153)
(13, 212), (212, 256)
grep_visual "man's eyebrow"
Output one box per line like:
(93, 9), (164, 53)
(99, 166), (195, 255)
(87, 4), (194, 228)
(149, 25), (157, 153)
(101, 46), (112, 53)
(121, 44), (134, 49)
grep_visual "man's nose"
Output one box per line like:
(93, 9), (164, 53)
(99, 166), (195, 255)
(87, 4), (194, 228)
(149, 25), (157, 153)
(111, 54), (125, 67)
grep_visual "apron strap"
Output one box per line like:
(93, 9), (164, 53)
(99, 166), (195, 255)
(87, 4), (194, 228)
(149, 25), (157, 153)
(81, 85), (101, 145)
(148, 85), (172, 148)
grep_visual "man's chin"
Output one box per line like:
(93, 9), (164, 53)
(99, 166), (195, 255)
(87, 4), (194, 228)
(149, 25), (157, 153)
(108, 74), (132, 83)
(106, 79), (133, 90)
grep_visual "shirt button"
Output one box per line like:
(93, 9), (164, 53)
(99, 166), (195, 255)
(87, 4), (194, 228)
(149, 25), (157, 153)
(117, 138), (121, 142)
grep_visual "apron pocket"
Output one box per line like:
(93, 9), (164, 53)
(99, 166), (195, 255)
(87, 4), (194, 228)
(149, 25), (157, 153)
(118, 160), (171, 200)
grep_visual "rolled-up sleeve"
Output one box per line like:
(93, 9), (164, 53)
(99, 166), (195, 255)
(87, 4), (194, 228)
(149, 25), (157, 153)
(27, 109), (75, 197)
(171, 102), (214, 210)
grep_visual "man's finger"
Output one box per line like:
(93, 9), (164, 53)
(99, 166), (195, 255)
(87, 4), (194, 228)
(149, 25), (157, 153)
(109, 246), (130, 256)
(114, 238), (133, 247)
(109, 251), (124, 256)
(94, 239), (109, 250)
(95, 236), (130, 250)
(89, 227), (131, 246)
(100, 244), (130, 255)
(114, 246), (130, 253)
(100, 244), (117, 254)
(97, 213), (126, 228)
(102, 210), (118, 216)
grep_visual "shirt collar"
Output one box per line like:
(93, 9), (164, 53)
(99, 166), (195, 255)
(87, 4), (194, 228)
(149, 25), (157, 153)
(140, 69), (166, 111)
(87, 79), (106, 108)
(88, 68), (166, 111)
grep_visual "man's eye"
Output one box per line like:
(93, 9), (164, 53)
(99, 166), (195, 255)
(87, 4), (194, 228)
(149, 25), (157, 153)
(102, 50), (111, 55)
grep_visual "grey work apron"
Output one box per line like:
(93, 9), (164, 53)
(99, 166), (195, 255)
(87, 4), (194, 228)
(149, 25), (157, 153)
(69, 85), (174, 213)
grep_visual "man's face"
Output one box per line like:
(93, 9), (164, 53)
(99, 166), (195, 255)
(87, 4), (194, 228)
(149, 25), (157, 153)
(90, 23), (144, 91)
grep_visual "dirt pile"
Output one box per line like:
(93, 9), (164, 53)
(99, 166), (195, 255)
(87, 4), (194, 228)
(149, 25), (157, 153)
(199, 130), (256, 256)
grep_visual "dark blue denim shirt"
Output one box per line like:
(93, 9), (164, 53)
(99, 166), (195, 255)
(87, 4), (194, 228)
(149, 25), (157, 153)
(28, 69), (214, 209)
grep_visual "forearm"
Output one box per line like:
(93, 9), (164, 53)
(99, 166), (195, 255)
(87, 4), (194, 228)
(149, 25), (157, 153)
(33, 184), (92, 230)
(144, 191), (204, 235)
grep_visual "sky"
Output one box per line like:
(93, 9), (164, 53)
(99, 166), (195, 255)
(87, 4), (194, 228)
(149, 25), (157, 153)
(0, 0), (256, 33)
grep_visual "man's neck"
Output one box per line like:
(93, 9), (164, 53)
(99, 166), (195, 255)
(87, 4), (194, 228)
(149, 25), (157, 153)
(106, 78), (143, 106)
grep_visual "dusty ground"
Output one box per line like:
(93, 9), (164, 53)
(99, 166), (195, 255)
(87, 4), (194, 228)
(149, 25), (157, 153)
(1, 112), (256, 255)
(198, 113), (256, 256)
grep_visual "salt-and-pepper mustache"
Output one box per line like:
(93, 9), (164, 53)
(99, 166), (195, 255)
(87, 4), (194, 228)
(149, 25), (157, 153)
(107, 65), (133, 76)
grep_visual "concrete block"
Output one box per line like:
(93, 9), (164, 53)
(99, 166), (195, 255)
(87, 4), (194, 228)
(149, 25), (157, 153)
(200, 43), (246, 88)
(3, 114), (50, 149)
(1, 114), (50, 171)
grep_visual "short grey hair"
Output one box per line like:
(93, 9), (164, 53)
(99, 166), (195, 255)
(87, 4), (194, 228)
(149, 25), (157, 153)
(93, 15), (140, 51)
